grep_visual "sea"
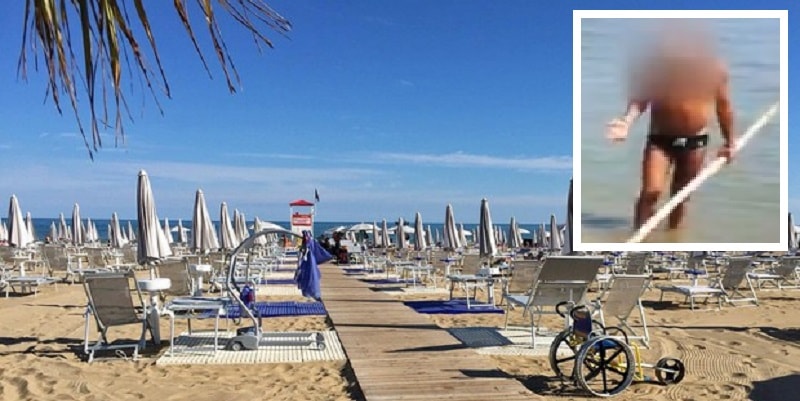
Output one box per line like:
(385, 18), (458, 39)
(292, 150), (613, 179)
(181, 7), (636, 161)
(580, 18), (781, 243)
(24, 218), (557, 245)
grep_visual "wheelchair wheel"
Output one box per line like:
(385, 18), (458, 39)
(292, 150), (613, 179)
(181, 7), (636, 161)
(574, 336), (636, 397)
(655, 357), (686, 384)
(549, 329), (578, 379)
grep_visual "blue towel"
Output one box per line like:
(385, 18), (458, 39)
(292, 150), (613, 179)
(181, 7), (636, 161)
(260, 278), (296, 285)
(403, 299), (504, 315)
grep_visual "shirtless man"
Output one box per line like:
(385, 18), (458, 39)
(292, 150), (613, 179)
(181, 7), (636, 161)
(606, 27), (736, 233)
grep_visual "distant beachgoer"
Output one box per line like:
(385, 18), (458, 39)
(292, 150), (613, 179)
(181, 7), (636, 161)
(605, 23), (736, 232)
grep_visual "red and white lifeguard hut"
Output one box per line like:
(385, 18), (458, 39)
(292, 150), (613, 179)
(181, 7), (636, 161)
(289, 199), (315, 237)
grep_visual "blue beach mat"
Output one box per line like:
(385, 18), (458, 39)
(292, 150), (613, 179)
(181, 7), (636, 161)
(361, 278), (414, 285)
(259, 278), (297, 285)
(217, 301), (327, 319)
(403, 299), (504, 315)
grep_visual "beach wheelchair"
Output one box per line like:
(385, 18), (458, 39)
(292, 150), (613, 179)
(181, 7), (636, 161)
(549, 302), (685, 397)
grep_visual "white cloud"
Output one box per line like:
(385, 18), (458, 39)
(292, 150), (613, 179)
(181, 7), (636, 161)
(372, 151), (572, 170)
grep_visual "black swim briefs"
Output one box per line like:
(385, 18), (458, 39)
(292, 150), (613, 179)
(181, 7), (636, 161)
(647, 134), (709, 154)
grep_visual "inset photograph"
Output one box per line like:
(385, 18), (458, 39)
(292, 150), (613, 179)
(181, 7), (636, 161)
(573, 10), (787, 252)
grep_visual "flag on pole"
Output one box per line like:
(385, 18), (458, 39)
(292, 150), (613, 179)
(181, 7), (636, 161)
(314, 188), (320, 203)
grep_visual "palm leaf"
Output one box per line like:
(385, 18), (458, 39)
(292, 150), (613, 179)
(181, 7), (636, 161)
(19, 0), (292, 159)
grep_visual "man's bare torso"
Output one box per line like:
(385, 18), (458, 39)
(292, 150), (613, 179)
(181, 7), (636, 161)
(637, 55), (724, 136)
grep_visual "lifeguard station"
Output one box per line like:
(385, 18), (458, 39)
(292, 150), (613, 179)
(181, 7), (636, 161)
(289, 199), (315, 242)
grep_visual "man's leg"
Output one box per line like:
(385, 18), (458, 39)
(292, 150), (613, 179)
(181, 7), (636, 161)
(635, 143), (671, 229)
(668, 148), (707, 229)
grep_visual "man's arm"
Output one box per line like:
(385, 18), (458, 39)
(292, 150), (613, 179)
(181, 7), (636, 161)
(715, 63), (735, 147)
(622, 99), (649, 125)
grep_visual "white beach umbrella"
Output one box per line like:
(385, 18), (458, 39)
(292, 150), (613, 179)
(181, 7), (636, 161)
(458, 223), (468, 247)
(426, 225), (434, 249)
(48, 221), (57, 242)
(252, 216), (268, 246)
(127, 221), (136, 242)
(71, 203), (83, 246)
(396, 217), (407, 249)
(163, 217), (174, 245)
(381, 219), (390, 248)
(479, 198), (497, 259)
(413, 212), (426, 251)
(85, 218), (96, 243)
(192, 189), (219, 253)
(561, 179), (574, 255)
(435, 228), (441, 245)
(136, 170), (172, 265)
(0, 220), (8, 242)
(231, 209), (243, 245)
(25, 212), (36, 242)
(110, 212), (125, 248)
(789, 213), (798, 251)
(538, 224), (547, 248)
(549, 214), (561, 251)
(238, 211), (250, 243)
(219, 202), (238, 251)
(508, 217), (521, 249)
(175, 219), (188, 243)
(372, 221), (379, 246)
(58, 213), (68, 241)
(348, 223), (376, 232)
(8, 195), (32, 248)
(443, 204), (461, 250)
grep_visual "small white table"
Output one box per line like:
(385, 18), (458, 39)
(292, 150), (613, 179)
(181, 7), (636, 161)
(447, 274), (495, 309)
(137, 278), (172, 345)
(189, 264), (212, 297)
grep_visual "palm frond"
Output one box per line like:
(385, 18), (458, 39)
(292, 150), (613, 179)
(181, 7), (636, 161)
(19, 0), (291, 159)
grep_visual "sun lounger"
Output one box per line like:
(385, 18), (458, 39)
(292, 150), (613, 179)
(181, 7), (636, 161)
(82, 271), (149, 363)
(504, 256), (604, 348)
(592, 274), (651, 347)
(748, 256), (800, 289)
(658, 256), (757, 310)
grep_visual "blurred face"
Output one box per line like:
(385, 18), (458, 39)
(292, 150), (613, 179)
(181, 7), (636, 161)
(651, 19), (716, 64)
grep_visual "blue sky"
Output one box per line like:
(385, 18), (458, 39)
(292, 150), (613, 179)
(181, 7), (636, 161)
(0, 0), (794, 224)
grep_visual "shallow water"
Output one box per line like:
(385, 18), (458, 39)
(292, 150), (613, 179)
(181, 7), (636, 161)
(579, 18), (781, 244)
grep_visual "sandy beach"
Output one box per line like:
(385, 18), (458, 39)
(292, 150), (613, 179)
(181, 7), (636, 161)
(1, 263), (798, 401)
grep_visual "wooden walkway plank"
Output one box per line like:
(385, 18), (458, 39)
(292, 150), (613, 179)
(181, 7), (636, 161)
(320, 265), (532, 401)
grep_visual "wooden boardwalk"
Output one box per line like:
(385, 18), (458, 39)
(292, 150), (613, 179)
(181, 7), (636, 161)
(320, 266), (533, 401)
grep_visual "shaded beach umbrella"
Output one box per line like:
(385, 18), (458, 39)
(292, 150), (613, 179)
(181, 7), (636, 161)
(396, 217), (407, 249)
(163, 217), (174, 245)
(479, 198), (497, 259)
(413, 212), (426, 251)
(443, 204), (461, 250)
(381, 219), (390, 248)
(176, 219), (188, 243)
(561, 179), (574, 255)
(426, 225), (434, 249)
(110, 212), (125, 248)
(71, 203), (83, 246)
(508, 217), (521, 249)
(192, 189), (219, 253)
(549, 214), (561, 251)
(136, 170), (172, 265)
(295, 231), (332, 300)
(25, 212), (36, 242)
(219, 202), (238, 251)
(49, 221), (58, 242)
(8, 195), (32, 248)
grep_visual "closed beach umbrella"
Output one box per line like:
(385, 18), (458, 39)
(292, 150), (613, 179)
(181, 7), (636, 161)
(163, 218), (174, 245)
(371, 221), (379, 247)
(219, 202), (237, 251)
(8, 195), (32, 248)
(396, 217), (407, 249)
(426, 225), (434, 249)
(413, 212), (426, 251)
(85, 218), (95, 243)
(110, 212), (125, 248)
(479, 198), (497, 259)
(435, 228), (441, 246)
(231, 209), (242, 245)
(296, 231), (332, 300)
(176, 219), (188, 244)
(1, 220), (8, 242)
(508, 217), (521, 249)
(48, 221), (57, 242)
(192, 189), (219, 253)
(25, 212), (36, 242)
(235, 210), (250, 243)
(136, 170), (172, 265)
(549, 214), (561, 251)
(443, 204), (461, 250)
(561, 179), (574, 255)
(71, 203), (83, 246)
(538, 224), (547, 248)
(252, 216), (268, 245)
(459, 224), (468, 247)
(789, 213), (798, 251)
(381, 219), (390, 248)
(127, 221), (136, 243)
(58, 213), (68, 241)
